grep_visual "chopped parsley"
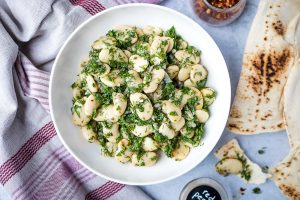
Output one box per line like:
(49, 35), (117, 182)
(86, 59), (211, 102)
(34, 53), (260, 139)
(135, 102), (145, 112)
(143, 71), (152, 85)
(128, 136), (144, 153)
(132, 42), (150, 58)
(81, 49), (107, 75)
(97, 134), (113, 157)
(187, 45), (201, 57)
(150, 155), (157, 161)
(258, 149), (265, 154)
(154, 132), (169, 143)
(165, 26), (181, 50)
(71, 82), (77, 89)
(258, 147), (267, 154)
(236, 152), (252, 181)
(252, 187), (262, 194)
(194, 124), (205, 142)
(72, 103), (82, 117)
(262, 165), (269, 173)
(107, 29), (137, 49)
(116, 147), (126, 157)
(80, 79), (87, 88)
(161, 82), (175, 99)
(196, 78), (207, 89)
(169, 111), (178, 116)
(152, 109), (166, 124)
(163, 136), (179, 157)
(109, 60), (128, 70)
(139, 34), (150, 43)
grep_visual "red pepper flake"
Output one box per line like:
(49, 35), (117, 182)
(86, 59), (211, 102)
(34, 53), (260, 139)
(240, 187), (246, 195)
(208, 0), (240, 9)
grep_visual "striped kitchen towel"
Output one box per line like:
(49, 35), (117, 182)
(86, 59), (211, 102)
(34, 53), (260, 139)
(0, 0), (163, 199)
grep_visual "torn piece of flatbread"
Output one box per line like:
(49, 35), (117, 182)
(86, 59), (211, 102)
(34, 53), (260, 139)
(271, 143), (300, 200)
(215, 139), (271, 184)
(283, 13), (300, 147)
(227, 0), (300, 134)
(284, 58), (300, 147)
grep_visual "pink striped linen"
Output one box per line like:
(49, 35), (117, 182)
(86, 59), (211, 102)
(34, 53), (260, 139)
(32, 158), (83, 199)
(70, 0), (106, 15)
(12, 146), (70, 199)
(85, 182), (125, 200)
(0, 122), (56, 185)
(15, 54), (50, 111)
(0, 0), (162, 199)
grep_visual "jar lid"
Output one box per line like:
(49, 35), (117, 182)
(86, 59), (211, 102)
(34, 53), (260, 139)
(179, 178), (229, 200)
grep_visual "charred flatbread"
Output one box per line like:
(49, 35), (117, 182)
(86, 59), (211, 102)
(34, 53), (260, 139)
(271, 143), (300, 200)
(227, 0), (300, 134)
(283, 13), (300, 147)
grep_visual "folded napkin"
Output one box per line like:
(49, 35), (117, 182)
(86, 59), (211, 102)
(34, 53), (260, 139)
(0, 0), (162, 199)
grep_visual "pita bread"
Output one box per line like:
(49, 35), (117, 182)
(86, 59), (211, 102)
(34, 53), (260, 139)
(271, 143), (300, 200)
(283, 13), (300, 147)
(227, 0), (300, 134)
(284, 58), (300, 147)
(215, 139), (271, 184)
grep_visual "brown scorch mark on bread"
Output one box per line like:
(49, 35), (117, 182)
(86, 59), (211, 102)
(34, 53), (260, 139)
(272, 20), (285, 35)
(247, 48), (292, 98)
(279, 184), (300, 199)
(229, 106), (241, 118)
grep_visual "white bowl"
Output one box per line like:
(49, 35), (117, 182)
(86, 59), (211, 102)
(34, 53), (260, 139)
(49, 3), (231, 185)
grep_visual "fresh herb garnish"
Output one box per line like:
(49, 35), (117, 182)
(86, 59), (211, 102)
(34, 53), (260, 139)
(262, 165), (269, 173)
(252, 187), (261, 194)
(187, 46), (201, 56)
(163, 136), (179, 157)
(139, 34), (149, 43)
(258, 147), (267, 154)
(135, 102), (145, 112)
(161, 82), (175, 99)
(132, 42), (150, 58)
(107, 29), (136, 49)
(71, 82), (77, 89)
(150, 155), (157, 161)
(196, 78), (207, 89)
(258, 149), (265, 154)
(169, 111), (178, 116)
(72, 103), (82, 117)
(153, 132), (168, 143)
(165, 26), (181, 50)
(81, 49), (107, 75)
(236, 152), (252, 181)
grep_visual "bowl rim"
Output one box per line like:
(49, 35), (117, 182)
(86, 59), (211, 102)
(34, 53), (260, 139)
(49, 3), (231, 185)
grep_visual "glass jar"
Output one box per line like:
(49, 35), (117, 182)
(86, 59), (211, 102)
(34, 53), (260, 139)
(193, 0), (246, 26)
(180, 177), (230, 200)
